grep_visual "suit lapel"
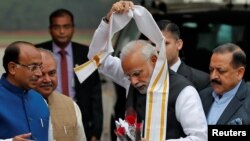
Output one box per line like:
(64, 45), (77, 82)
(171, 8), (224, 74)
(72, 43), (85, 65)
(177, 61), (192, 80)
(216, 97), (242, 124)
(44, 41), (53, 51)
(71, 43), (77, 65)
(216, 81), (246, 124)
(203, 90), (214, 116)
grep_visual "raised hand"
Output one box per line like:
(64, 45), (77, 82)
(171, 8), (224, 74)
(105, 1), (134, 23)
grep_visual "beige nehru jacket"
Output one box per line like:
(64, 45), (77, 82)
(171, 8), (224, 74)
(47, 91), (86, 141)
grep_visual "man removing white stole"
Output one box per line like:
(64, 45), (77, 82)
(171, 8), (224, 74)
(75, 1), (208, 141)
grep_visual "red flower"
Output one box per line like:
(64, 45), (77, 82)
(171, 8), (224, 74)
(125, 108), (137, 125)
(136, 122), (142, 130)
(125, 115), (137, 125)
(115, 126), (126, 136)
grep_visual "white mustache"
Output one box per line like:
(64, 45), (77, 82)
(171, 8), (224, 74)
(134, 83), (143, 88)
(40, 83), (53, 87)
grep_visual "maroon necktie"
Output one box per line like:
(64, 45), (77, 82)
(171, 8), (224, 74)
(59, 49), (69, 96)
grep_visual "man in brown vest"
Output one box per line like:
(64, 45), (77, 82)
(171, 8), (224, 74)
(35, 48), (87, 141)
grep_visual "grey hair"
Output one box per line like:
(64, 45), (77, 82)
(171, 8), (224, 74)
(38, 48), (57, 66)
(120, 40), (157, 61)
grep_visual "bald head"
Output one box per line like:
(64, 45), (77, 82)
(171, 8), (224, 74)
(3, 41), (40, 73)
(3, 41), (43, 90)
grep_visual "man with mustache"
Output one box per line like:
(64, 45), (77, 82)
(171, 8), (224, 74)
(118, 40), (207, 140)
(200, 43), (250, 125)
(35, 48), (87, 141)
(126, 20), (210, 126)
(0, 41), (49, 141)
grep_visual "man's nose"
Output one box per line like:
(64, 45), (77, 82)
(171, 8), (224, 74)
(34, 69), (42, 77)
(59, 27), (66, 33)
(130, 76), (139, 85)
(43, 74), (51, 82)
(210, 70), (218, 80)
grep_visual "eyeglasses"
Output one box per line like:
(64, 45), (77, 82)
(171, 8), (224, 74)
(15, 62), (43, 72)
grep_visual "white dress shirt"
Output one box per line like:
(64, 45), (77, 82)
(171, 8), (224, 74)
(73, 101), (87, 141)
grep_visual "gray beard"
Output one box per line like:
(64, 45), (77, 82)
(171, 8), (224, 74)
(138, 89), (147, 95)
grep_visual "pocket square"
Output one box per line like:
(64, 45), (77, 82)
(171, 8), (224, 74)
(228, 117), (243, 125)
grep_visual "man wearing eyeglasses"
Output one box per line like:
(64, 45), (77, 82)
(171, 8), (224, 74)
(0, 41), (50, 141)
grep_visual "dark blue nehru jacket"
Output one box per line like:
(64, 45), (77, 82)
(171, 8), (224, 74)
(0, 74), (49, 141)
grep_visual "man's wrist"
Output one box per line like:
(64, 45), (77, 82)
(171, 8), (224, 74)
(103, 16), (109, 23)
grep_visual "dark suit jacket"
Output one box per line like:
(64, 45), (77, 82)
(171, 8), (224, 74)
(36, 41), (103, 140)
(177, 61), (210, 92)
(200, 81), (250, 125)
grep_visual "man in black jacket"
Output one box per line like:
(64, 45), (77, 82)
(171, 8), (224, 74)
(36, 9), (103, 141)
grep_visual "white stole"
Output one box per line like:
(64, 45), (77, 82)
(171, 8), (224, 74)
(74, 5), (169, 141)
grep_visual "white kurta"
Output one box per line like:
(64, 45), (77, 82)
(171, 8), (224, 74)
(88, 18), (208, 141)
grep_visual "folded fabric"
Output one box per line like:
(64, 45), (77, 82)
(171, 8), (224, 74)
(228, 117), (243, 125)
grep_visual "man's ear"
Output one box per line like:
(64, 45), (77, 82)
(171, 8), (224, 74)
(237, 66), (245, 80)
(8, 62), (17, 75)
(150, 55), (157, 63)
(177, 39), (183, 50)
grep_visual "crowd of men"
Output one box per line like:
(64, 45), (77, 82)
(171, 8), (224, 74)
(0, 1), (250, 141)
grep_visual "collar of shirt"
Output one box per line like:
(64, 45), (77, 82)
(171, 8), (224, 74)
(212, 80), (242, 103)
(52, 42), (73, 57)
(170, 57), (181, 72)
